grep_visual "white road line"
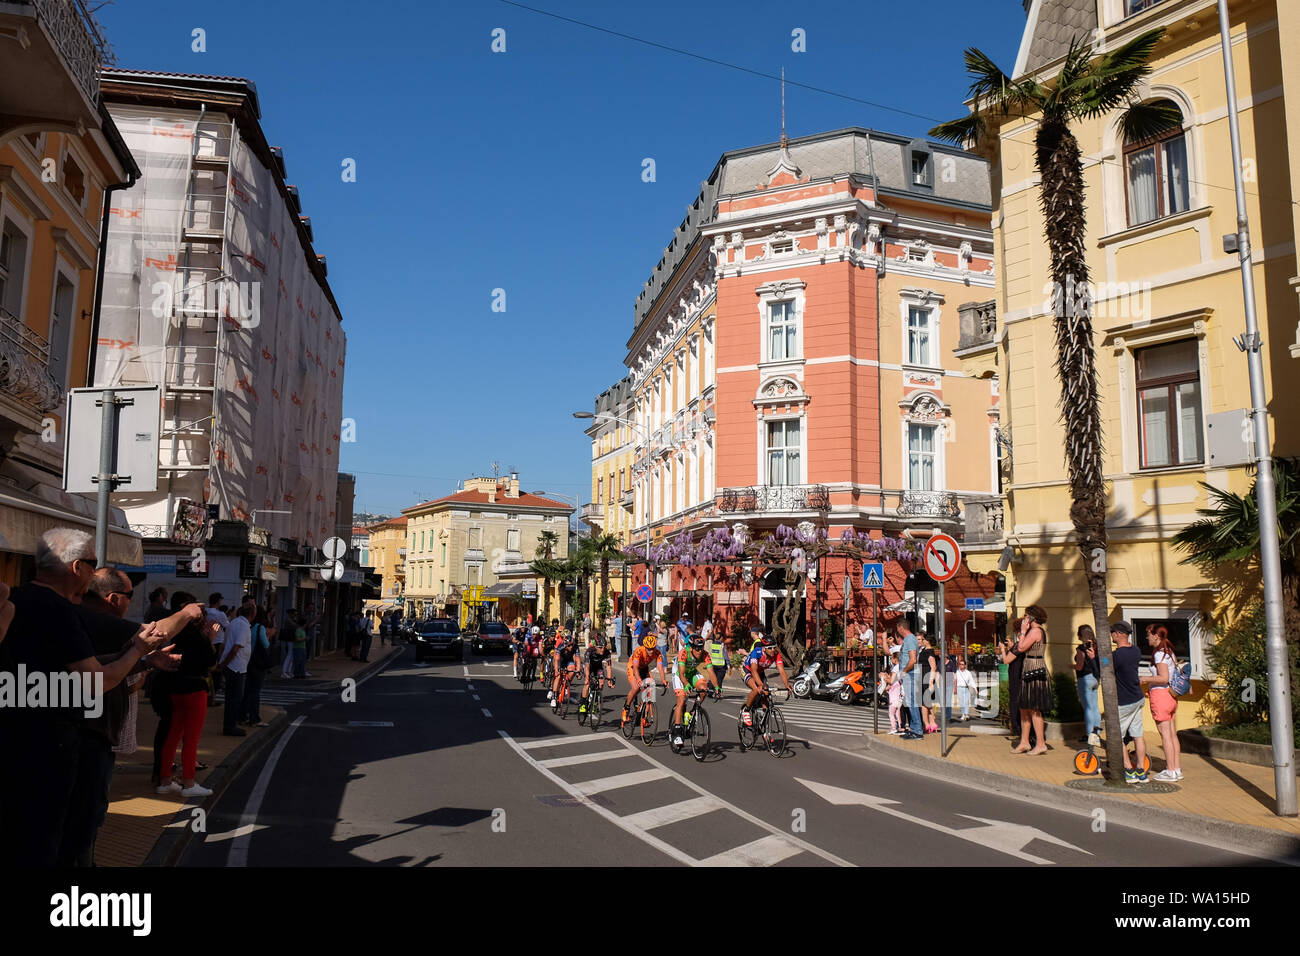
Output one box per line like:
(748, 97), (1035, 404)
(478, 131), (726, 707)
(537, 749), (631, 770)
(467, 684), (475, 691)
(462, 666), (469, 677)
(472, 694), (480, 701)
(434, 689), (467, 694)
(481, 707), (493, 718)
(618, 796), (722, 830)
(518, 734), (609, 751)
(571, 767), (672, 796)
(697, 834), (805, 867)
(228, 716), (306, 867)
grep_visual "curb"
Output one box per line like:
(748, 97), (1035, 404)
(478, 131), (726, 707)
(143, 644), (405, 867)
(856, 732), (1300, 864)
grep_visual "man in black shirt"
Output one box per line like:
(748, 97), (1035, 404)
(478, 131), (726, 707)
(1110, 621), (1149, 785)
(0, 529), (180, 867)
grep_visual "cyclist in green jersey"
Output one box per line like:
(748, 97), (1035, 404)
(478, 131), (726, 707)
(671, 633), (717, 748)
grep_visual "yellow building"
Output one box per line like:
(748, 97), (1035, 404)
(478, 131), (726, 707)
(365, 515), (407, 614)
(967, 0), (1300, 728)
(0, 0), (143, 579)
(582, 376), (636, 616)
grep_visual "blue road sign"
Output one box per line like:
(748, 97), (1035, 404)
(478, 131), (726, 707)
(965, 598), (985, 610)
(635, 584), (654, 603)
(862, 563), (885, 589)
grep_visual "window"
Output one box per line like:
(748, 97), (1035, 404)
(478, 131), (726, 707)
(441, 542), (446, 565)
(911, 151), (932, 187)
(1136, 340), (1203, 468)
(608, 472), (614, 501)
(1126, 0), (1166, 15)
(49, 274), (75, 389)
(766, 419), (800, 486)
(767, 300), (798, 361)
(771, 238), (793, 255)
(63, 154), (86, 207)
(907, 305), (935, 366)
(597, 477), (603, 504)
(506, 529), (520, 552)
(908, 423), (937, 491)
(1124, 102), (1189, 226)
(468, 527), (482, 550)
(0, 220), (28, 318)
(1132, 616), (1190, 668)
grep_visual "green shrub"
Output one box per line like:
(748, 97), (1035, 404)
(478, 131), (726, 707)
(998, 679), (1009, 729)
(1201, 602), (1300, 727)
(1047, 673), (1082, 722)
(823, 617), (844, 647)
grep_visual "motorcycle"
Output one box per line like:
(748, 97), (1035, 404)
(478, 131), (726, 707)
(791, 658), (853, 702)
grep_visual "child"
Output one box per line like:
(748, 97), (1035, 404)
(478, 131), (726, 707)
(886, 668), (903, 734)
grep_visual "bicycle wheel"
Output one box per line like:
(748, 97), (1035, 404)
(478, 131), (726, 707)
(560, 678), (573, 720)
(640, 698), (657, 747)
(738, 706), (758, 751)
(588, 684), (603, 731)
(766, 704), (787, 757)
(691, 703), (711, 762)
(621, 695), (635, 739)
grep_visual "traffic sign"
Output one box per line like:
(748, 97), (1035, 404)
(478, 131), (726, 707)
(965, 597), (985, 610)
(862, 563), (885, 589)
(319, 559), (345, 582)
(322, 536), (347, 560)
(922, 533), (962, 583)
(635, 584), (653, 603)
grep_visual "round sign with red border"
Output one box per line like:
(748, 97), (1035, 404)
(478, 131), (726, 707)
(922, 533), (962, 582)
(635, 584), (654, 603)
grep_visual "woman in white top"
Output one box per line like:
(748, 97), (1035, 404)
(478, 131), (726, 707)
(1140, 623), (1183, 781)
(953, 657), (977, 720)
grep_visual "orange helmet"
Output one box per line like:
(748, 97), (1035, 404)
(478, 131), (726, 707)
(642, 635), (657, 651)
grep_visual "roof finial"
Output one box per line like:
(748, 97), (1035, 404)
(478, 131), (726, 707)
(780, 66), (788, 148)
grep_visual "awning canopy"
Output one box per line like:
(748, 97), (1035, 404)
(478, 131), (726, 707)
(483, 581), (523, 598)
(0, 486), (142, 566)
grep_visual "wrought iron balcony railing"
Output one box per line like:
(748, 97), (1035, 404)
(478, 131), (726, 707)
(717, 484), (830, 514)
(0, 307), (62, 412)
(896, 490), (962, 520)
(27, 0), (107, 105)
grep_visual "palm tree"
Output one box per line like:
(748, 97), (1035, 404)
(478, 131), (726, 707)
(533, 530), (560, 623)
(581, 532), (625, 627)
(1172, 458), (1300, 649)
(931, 29), (1176, 784)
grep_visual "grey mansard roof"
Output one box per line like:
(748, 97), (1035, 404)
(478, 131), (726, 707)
(1018, 0), (1098, 77)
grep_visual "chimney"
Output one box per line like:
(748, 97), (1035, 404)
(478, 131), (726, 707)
(507, 473), (520, 497)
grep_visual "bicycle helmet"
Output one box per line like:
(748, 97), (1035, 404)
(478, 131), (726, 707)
(642, 635), (657, 651)
(594, 635), (607, 648)
(530, 626), (541, 635)
(761, 634), (777, 650)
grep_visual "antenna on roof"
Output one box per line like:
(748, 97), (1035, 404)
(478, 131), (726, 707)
(491, 461), (500, 477)
(780, 66), (788, 148)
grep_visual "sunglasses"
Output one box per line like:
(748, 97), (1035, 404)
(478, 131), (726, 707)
(111, 590), (134, 600)
(75, 557), (99, 570)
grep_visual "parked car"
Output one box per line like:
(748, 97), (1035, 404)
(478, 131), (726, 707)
(472, 620), (512, 655)
(414, 619), (462, 661)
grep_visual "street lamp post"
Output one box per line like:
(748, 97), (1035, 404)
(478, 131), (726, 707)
(575, 409), (661, 657)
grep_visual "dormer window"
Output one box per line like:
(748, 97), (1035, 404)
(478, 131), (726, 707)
(909, 140), (934, 189)
(771, 239), (793, 255)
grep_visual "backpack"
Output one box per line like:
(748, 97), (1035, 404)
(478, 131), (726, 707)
(249, 624), (273, 671)
(1166, 655), (1191, 696)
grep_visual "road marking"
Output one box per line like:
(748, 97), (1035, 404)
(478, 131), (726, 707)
(518, 734), (610, 751)
(537, 749), (632, 770)
(467, 683), (475, 691)
(462, 666), (469, 677)
(434, 689), (467, 694)
(347, 720), (394, 727)
(796, 778), (1091, 865)
(481, 707), (493, 718)
(228, 716), (306, 867)
(204, 823), (268, 843)
(697, 834), (804, 867)
(472, 694), (480, 701)
(618, 795), (722, 830)
(572, 767), (672, 796)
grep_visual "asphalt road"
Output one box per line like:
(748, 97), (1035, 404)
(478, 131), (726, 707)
(180, 645), (1270, 867)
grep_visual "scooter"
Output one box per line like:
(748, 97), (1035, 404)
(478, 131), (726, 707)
(791, 658), (851, 701)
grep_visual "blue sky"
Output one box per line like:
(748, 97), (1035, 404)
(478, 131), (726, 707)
(98, 0), (1028, 518)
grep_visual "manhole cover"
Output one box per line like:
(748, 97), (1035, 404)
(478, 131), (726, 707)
(536, 793), (613, 808)
(1064, 778), (1180, 795)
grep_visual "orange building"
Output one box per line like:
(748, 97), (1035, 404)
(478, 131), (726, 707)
(603, 128), (1003, 639)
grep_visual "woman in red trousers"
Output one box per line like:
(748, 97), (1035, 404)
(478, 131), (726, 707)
(156, 593), (219, 798)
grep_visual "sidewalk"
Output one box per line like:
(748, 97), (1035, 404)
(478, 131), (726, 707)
(866, 718), (1300, 839)
(96, 643), (403, 866)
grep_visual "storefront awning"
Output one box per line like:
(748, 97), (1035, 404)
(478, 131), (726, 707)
(0, 486), (142, 566)
(483, 581), (524, 598)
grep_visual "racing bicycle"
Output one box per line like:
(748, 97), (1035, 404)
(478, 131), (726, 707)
(738, 685), (788, 757)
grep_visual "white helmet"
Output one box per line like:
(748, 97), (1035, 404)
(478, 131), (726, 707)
(531, 626), (541, 635)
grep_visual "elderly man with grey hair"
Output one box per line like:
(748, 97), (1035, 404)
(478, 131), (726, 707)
(0, 528), (200, 867)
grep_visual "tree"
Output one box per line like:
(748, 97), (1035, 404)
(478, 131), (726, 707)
(581, 532), (625, 627)
(931, 29), (1176, 784)
(1172, 458), (1300, 706)
(533, 530), (560, 623)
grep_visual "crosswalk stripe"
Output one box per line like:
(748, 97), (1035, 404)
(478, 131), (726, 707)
(518, 735), (612, 752)
(697, 834), (805, 867)
(618, 796), (722, 831)
(571, 767), (672, 796)
(538, 749), (630, 770)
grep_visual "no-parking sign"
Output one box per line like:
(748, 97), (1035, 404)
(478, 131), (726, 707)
(635, 584), (654, 603)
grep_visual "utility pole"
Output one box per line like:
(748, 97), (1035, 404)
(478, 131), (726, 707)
(1216, 0), (1296, 816)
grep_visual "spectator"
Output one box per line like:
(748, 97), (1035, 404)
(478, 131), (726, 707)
(1011, 606), (1051, 756)
(289, 609), (309, 678)
(156, 591), (221, 798)
(241, 607), (274, 728)
(0, 529), (173, 865)
(302, 602), (320, 673)
(219, 604), (252, 737)
(999, 621), (1032, 746)
(357, 610), (373, 663)
(917, 634), (937, 733)
(280, 606), (297, 679)
(895, 620), (923, 740)
(1142, 624), (1183, 782)
(143, 586), (170, 624)
(944, 650), (957, 724)
(954, 656), (976, 721)
(1074, 624), (1101, 748)
(205, 593), (228, 706)
(1110, 621), (1149, 784)
(884, 665), (902, 733)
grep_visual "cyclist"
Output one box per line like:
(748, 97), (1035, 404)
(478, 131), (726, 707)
(578, 634), (615, 715)
(549, 626), (580, 710)
(518, 625), (542, 682)
(741, 634), (792, 727)
(622, 634), (668, 727)
(671, 632), (717, 747)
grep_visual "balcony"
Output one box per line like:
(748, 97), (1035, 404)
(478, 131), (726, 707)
(896, 490), (961, 521)
(717, 484), (830, 514)
(964, 496), (1005, 546)
(0, 0), (108, 137)
(955, 300), (997, 353)
(463, 548), (485, 563)
(579, 502), (602, 527)
(0, 307), (61, 415)
(620, 490), (634, 512)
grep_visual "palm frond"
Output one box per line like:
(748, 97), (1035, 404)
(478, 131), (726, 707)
(962, 47), (1014, 102)
(929, 113), (985, 146)
(1094, 27), (1166, 78)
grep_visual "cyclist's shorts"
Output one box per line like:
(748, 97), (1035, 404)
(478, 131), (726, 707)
(672, 672), (707, 693)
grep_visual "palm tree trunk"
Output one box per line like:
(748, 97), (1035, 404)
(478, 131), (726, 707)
(600, 557), (610, 627)
(1037, 119), (1125, 784)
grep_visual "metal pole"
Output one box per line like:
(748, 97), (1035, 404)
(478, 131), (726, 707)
(1216, 0), (1296, 816)
(938, 581), (947, 756)
(872, 586), (879, 736)
(94, 389), (117, 567)
(843, 565), (851, 667)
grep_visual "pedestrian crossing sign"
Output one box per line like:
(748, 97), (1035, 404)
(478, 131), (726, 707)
(862, 563), (885, 589)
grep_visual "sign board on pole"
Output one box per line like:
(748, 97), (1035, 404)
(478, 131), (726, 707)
(319, 559), (345, 582)
(63, 386), (162, 493)
(965, 597), (985, 610)
(922, 533), (962, 583)
(322, 536), (347, 561)
(862, 563), (885, 589)
(635, 583), (654, 604)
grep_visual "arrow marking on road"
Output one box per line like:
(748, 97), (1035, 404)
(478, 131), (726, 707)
(795, 778), (1091, 864)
